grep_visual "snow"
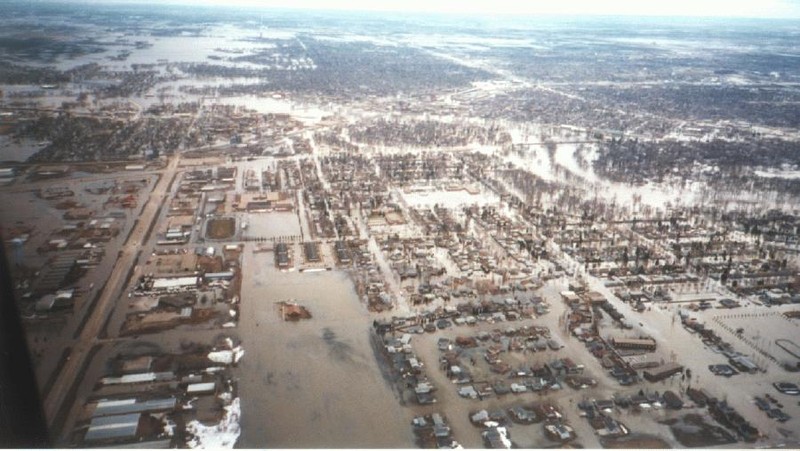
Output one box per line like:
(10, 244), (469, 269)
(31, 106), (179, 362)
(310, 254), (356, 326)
(208, 350), (233, 364)
(163, 419), (176, 437)
(207, 345), (245, 364)
(186, 397), (241, 448)
(754, 169), (800, 180)
(497, 427), (512, 449)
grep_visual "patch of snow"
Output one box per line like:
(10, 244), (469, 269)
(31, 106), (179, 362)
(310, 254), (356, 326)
(183, 397), (198, 410)
(208, 350), (234, 364)
(207, 345), (245, 365)
(185, 397), (241, 449)
(163, 419), (176, 437)
(754, 169), (800, 180)
(497, 427), (512, 449)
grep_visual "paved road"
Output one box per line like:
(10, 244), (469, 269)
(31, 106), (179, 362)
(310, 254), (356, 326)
(42, 155), (180, 428)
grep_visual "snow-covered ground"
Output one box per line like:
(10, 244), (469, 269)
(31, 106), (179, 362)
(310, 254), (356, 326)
(186, 397), (241, 448)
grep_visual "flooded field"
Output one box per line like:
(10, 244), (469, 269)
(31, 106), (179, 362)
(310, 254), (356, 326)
(242, 212), (301, 240)
(237, 250), (414, 447)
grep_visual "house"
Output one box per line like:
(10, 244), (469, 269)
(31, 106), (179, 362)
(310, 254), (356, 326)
(560, 291), (581, 305)
(508, 406), (537, 424)
(432, 413), (450, 438)
(544, 422), (574, 441)
(483, 426), (512, 449)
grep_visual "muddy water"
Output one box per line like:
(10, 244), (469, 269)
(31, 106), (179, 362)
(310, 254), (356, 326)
(237, 249), (415, 448)
(242, 212), (301, 240)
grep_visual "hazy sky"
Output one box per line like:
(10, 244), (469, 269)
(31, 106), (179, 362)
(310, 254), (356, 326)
(95, 0), (800, 19)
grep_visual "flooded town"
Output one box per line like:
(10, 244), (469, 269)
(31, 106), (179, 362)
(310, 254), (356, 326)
(1, 0), (800, 449)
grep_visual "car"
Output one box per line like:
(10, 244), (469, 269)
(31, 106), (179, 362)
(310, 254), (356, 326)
(773, 382), (800, 395)
(436, 319), (452, 329)
(768, 408), (791, 422)
(407, 325), (425, 334)
(709, 364), (738, 377)
(754, 396), (771, 411)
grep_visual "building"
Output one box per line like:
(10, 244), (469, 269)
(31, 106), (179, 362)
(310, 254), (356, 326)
(151, 276), (199, 291)
(334, 241), (351, 264)
(611, 337), (657, 351)
(303, 242), (320, 263)
(275, 243), (290, 268)
(84, 413), (141, 443)
(643, 362), (683, 382)
(92, 397), (176, 417)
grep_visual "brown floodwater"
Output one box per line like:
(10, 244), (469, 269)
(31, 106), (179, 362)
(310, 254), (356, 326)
(237, 249), (415, 448)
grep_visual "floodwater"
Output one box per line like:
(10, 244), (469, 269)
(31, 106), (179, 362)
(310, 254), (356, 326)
(237, 250), (414, 448)
(242, 212), (300, 240)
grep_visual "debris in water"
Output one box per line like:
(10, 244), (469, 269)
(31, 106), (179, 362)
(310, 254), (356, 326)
(279, 300), (312, 321)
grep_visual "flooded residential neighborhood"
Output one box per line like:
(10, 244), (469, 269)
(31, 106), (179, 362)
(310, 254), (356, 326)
(1, 0), (800, 449)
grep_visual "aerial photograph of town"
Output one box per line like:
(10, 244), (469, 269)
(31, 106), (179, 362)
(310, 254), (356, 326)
(0, 0), (799, 448)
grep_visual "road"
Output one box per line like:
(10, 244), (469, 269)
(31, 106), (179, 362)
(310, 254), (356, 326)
(42, 154), (181, 430)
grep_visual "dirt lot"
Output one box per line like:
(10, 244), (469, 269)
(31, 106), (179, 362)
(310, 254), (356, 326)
(206, 217), (235, 239)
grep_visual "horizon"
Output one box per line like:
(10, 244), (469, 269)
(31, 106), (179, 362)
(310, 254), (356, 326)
(23, 0), (800, 20)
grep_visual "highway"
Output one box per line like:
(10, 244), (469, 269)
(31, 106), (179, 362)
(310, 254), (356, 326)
(41, 154), (180, 430)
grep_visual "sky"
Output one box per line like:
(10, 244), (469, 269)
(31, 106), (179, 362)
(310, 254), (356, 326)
(84, 0), (800, 19)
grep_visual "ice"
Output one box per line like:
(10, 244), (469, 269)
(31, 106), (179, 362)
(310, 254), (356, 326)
(186, 397), (241, 448)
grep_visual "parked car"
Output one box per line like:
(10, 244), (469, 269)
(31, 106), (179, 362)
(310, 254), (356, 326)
(773, 382), (800, 395)
(708, 364), (738, 377)
(768, 408), (791, 422)
(754, 396), (771, 411)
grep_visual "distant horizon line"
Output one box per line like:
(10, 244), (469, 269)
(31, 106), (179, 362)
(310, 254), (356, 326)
(16, 0), (800, 21)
